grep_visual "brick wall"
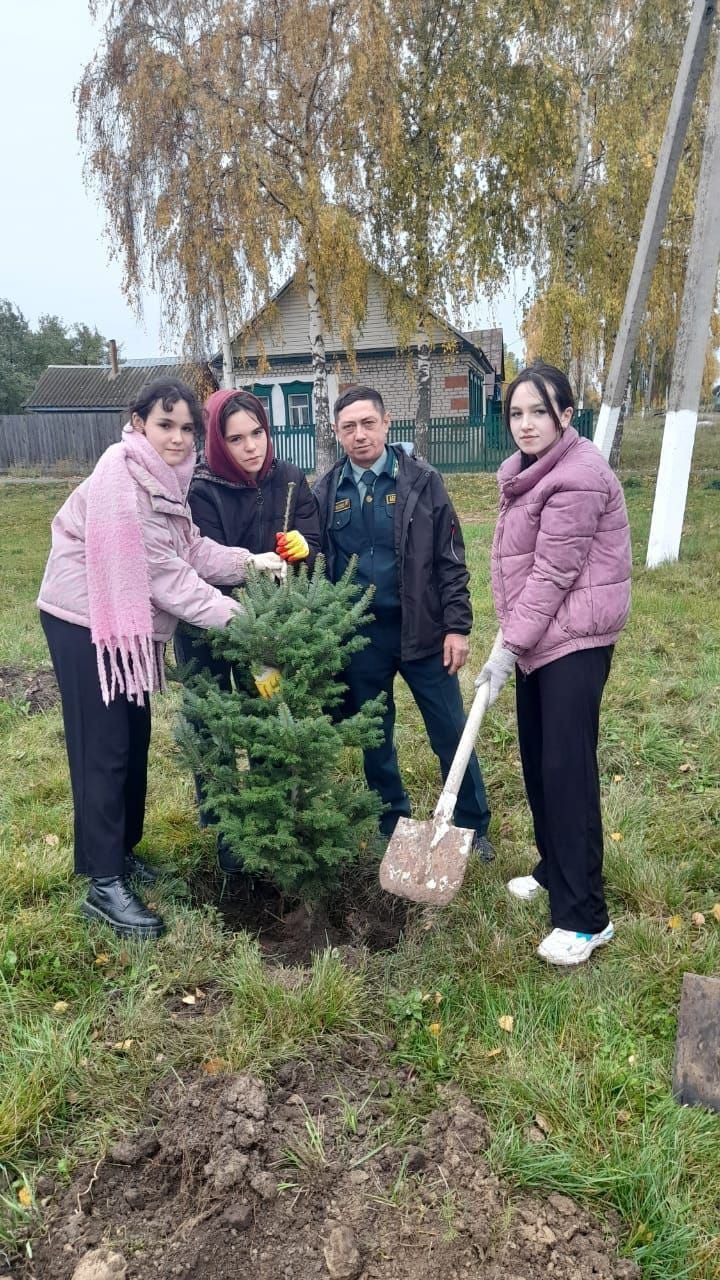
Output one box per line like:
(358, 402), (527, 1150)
(233, 347), (486, 421)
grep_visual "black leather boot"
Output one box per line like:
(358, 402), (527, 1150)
(472, 834), (495, 863)
(126, 851), (160, 886)
(80, 877), (165, 939)
(217, 836), (247, 876)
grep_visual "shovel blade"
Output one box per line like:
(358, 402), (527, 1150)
(379, 816), (474, 905)
(672, 972), (720, 1112)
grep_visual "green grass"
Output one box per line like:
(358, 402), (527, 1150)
(0, 418), (719, 1275)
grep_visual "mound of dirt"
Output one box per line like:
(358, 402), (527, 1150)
(0, 665), (58, 714)
(18, 1049), (641, 1280)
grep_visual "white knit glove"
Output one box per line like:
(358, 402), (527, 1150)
(474, 646), (517, 706)
(249, 551), (285, 580)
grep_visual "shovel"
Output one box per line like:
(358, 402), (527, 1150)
(379, 630), (503, 906)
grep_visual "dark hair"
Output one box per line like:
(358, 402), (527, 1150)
(129, 377), (204, 436)
(503, 362), (574, 434)
(333, 384), (385, 421)
(218, 390), (269, 437)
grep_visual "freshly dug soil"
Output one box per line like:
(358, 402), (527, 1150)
(0, 665), (59, 713)
(195, 861), (408, 964)
(18, 1048), (641, 1280)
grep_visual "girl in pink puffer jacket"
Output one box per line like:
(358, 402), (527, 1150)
(475, 362), (631, 967)
(37, 377), (282, 941)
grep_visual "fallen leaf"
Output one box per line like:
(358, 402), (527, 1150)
(498, 1015), (514, 1034)
(610, 832), (623, 842)
(691, 912), (706, 927)
(112, 1039), (134, 1052)
(612, 774), (624, 783)
(52, 1000), (69, 1013)
(628, 1054), (637, 1066)
(181, 993), (197, 1006)
(711, 904), (720, 922)
(44, 834), (59, 848)
(94, 953), (110, 967)
(667, 915), (683, 930)
(534, 1113), (552, 1134)
(485, 1047), (503, 1058)
(428, 1022), (441, 1037)
(17, 1187), (32, 1207)
(194, 988), (206, 1000)
(202, 1057), (229, 1076)
(678, 763), (692, 773)
(433, 991), (443, 1005)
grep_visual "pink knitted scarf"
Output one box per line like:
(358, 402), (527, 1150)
(85, 425), (196, 705)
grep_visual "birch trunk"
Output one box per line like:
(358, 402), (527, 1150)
(307, 263), (334, 478)
(415, 321), (431, 461)
(212, 274), (234, 389)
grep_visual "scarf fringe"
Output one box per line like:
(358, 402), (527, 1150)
(93, 632), (157, 707)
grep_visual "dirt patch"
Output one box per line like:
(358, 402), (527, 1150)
(194, 860), (408, 965)
(0, 665), (59, 713)
(17, 1050), (640, 1280)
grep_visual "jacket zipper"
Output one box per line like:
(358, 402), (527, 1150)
(256, 488), (264, 546)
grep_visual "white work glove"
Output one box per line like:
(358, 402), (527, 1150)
(248, 551), (285, 580)
(474, 646), (517, 706)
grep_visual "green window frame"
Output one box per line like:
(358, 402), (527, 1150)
(468, 368), (484, 420)
(282, 380), (314, 427)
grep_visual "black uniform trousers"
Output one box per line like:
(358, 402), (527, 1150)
(345, 614), (491, 838)
(40, 611), (151, 879)
(515, 645), (613, 934)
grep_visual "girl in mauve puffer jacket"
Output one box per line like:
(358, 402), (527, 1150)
(475, 362), (631, 967)
(37, 377), (283, 941)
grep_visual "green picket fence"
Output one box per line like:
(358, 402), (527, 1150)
(272, 410), (594, 476)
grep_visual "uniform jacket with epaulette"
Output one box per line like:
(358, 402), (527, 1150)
(313, 445), (472, 661)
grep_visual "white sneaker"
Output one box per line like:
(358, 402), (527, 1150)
(507, 875), (545, 902)
(537, 923), (614, 966)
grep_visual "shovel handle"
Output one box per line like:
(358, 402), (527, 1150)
(433, 629), (504, 821)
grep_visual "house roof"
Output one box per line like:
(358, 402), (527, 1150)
(25, 363), (206, 411)
(463, 328), (505, 378)
(210, 267), (495, 375)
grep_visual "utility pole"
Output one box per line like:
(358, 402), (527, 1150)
(593, 0), (717, 461)
(647, 32), (720, 568)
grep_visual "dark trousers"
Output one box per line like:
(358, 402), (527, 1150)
(344, 616), (491, 838)
(516, 646), (613, 934)
(40, 611), (151, 879)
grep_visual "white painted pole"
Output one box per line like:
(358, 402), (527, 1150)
(647, 32), (720, 569)
(594, 0), (717, 460)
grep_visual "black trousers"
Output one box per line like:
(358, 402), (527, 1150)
(516, 645), (613, 934)
(344, 616), (491, 838)
(40, 611), (151, 878)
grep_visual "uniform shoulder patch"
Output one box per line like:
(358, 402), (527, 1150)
(334, 497), (351, 511)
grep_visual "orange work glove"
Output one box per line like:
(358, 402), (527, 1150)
(275, 529), (310, 562)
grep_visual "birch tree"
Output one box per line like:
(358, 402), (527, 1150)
(78, 0), (278, 385)
(363, 0), (503, 458)
(495, 0), (707, 400)
(235, 0), (371, 476)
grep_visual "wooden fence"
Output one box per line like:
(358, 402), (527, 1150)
(0, 408), (595, 475)
(0, 413), (124, 471)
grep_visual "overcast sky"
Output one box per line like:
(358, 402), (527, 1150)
(0, 0), (525, 362)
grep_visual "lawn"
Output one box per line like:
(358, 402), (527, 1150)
(0, 418), (718, 1277)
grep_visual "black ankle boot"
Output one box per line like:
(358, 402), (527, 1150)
(126, 851), (160, 886)
(80, 877), (165, 939)
(217, 837), (247, 876)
